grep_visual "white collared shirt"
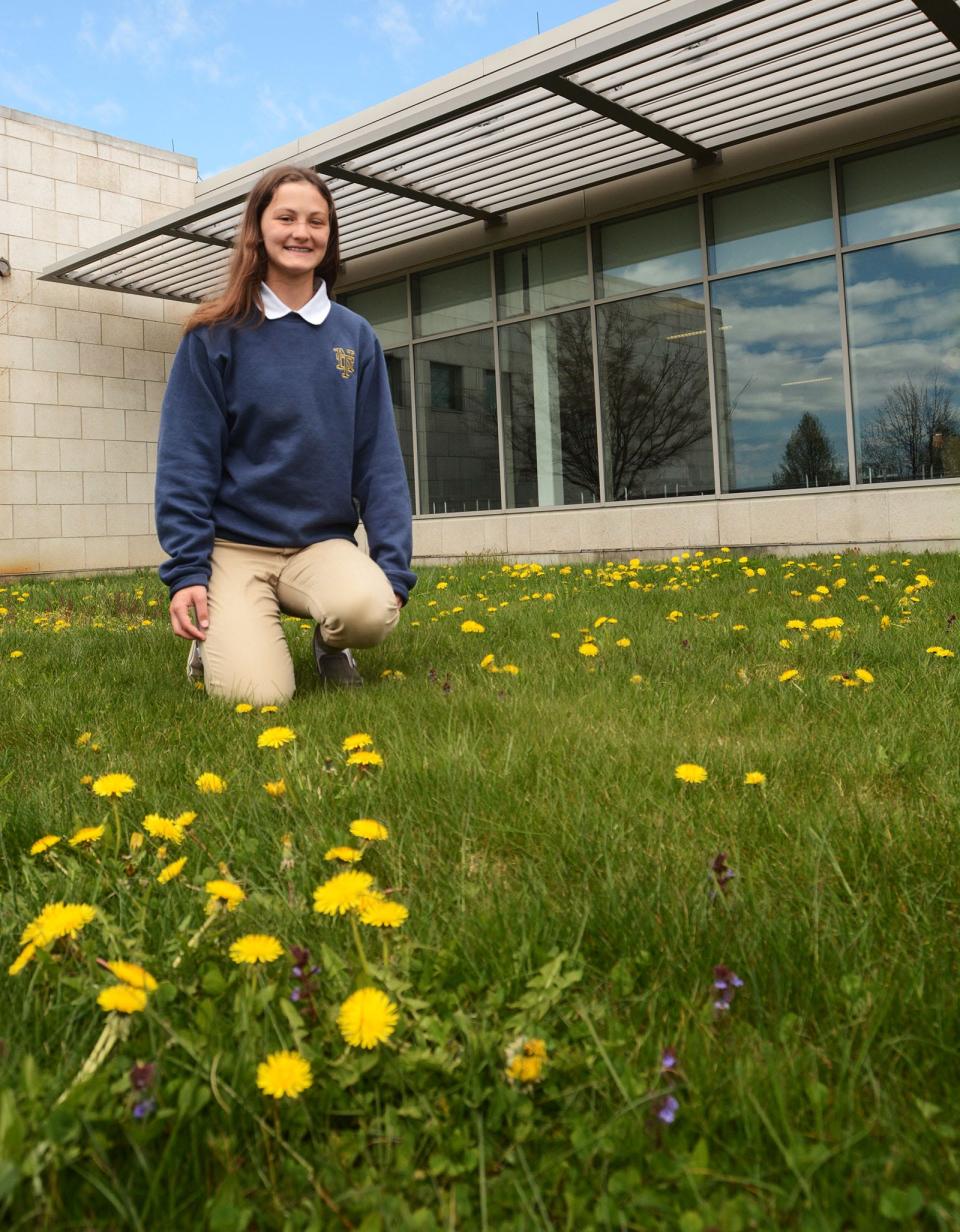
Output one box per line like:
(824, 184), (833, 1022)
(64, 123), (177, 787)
(260, 280), (332, 326)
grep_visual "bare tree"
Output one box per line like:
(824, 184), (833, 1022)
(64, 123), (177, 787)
(860, 372), (959, 480)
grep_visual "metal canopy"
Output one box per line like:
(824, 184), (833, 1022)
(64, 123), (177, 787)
(39, 0), (960, 303)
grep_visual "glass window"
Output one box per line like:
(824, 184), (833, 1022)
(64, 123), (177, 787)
(708, 168), (833, 274)
(711, 258), (848, 492)
(383, 347), (415, 507)
(845, 231), (960, 483)
(339, 279), (409, 350)
(597, 287), (714, 501)
(840, 132), (960, 246)
(414, 330), (501, 513)
(593, 201), (701, 299)
(495, 232), (589, 319)
(412, 257), (492, 337)
(498, 309), (599, 508)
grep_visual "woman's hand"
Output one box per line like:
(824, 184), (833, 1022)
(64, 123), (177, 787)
(169, 585), (210, 640)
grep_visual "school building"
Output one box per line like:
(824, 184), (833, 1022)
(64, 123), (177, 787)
(2, 0), (960, 576)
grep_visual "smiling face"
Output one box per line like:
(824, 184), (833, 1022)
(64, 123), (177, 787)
(260, 181), (331, 287)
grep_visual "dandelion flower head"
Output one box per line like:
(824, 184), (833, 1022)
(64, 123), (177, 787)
(195, 772), (226, 794)
(342, 732), (373, 751)
(97, 985), (148, 1014)
(675, 763), (708, 784)
(324, 846), (363, 863)
(157, 857), (187, 884)
(358, 897), (409, 928)
(346, 750), (383, 767)
(92, 773), (136, 799)
(229, 934), (283, 965)
(104, 961), (158, 990)
(744, 771), (766, 786)
(256, 1050), (313, 1100)
(349, 819), (389, 842)
(337, 986), (398, 1049)
(263, 779), (286, 797)
(30, 835), (61, 855)
(258, 726), (296, 749)
(21, 902), (96, 948)
(143, 815), (185, 844)
(313, 870), (374, 916)
(205, 879), (245, 910)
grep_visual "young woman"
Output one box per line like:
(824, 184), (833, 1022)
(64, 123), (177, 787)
(155, 165), (415, 705)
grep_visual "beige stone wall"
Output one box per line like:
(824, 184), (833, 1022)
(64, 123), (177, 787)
(0, 107), (196, 575)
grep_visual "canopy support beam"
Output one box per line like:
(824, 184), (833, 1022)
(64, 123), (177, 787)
(316, 162), (505, 225)
(913, 0), (960, 51)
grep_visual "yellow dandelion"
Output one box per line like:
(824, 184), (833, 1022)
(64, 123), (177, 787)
(260, 704), (279, 714)
(342, 732), (373, 751)
(256, 1050), (313, 1100)
(67, 824), (106, 848)
(9, 650), (23, 659)
(337, 986), (398, 1049)
(263, 779), (286, 797)
(506, 1054), (544, 1085)
(229, 934), (283, 965)
(8, 943), (36, 976)
(234, 703), (253, 714)
(258, 726), (296, 749)
(629, 674), (644, 684)
(80, 775), (93, 786)
(674, 763), (708, 784)
(578, 643), (599, 658)
(500, 663), (520, 675)
(324, 846), (364, 862)
(349, 819), (389, 842)
(143, 815), (185, 844)
(480, 653), (496, 669)
(732, 624), (747, 632)
(104, 961), (158, 991)
(76, 731), (93, 746)
(854, 668), (875, 683)
(358, 897), (409, 928)
(157, 856), (187, 884)
(195, 772), (226, 794)
(811, 616), (844, 630)
(927, 646), (955, 658)
(91, 773), (136, 799)
(615, 637), (631, 647)
(30, 835), (61, 855)
(778, 669), (799, 683)
(313, 870), (374, 916)
(21, 902), (97, 949)
(346, 750), (383, 767)
(785, 620), (806, 630)
(97, 985), (148, 1014)
(205, 879), (245, 910)
(779, 638), (792, 649)
(173, 811), (197, 827)
(460, 620), (485, 633)
(744, 771), (767, 786)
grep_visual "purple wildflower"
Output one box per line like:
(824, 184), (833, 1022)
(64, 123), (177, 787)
(660, 1047), (678, 1073)
(656, 1095), (679, 1125)
(291, 966), (303, 978)
(133, 1098), (157, 1120)
(290, 988), (302, 1002)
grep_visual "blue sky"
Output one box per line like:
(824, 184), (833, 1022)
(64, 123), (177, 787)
(3, 0), (608, 179)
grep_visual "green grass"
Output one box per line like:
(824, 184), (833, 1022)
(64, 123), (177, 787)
(0, 549), (958, 1231)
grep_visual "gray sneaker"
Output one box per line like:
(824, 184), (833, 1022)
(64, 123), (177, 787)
(313, 627), (363, 688)
(186, 640), (204, 683)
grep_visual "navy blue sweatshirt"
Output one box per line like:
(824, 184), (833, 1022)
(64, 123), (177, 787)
(155, 304), (416, 602)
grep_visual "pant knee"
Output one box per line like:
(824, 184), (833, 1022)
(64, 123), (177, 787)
(321, 597), (397, 649)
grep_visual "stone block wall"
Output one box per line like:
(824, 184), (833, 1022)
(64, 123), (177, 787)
(0, 107), (196, 575)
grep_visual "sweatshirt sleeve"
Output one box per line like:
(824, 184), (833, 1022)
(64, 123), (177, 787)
(352, 331), (417, 603)
(155, 328), (229, 598)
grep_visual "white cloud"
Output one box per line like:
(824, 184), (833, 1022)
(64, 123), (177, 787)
(434, 0), (490, 24)
(79, 0), (202, 68)
(189, 42), (235, 84)
(375, 1), (422, 51)
(87, 99), (126, 127)
(0, 67), (58, 115)
(257, 85), (313, 136)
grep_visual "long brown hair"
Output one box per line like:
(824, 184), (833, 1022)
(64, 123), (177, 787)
(185, 165), (340, 332)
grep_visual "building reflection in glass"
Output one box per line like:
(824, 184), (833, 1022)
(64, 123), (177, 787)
(845, 231), (960, 482)
(498, 309), (598, 507)
(597, 286), (714, 500)
(711, 258), (848, 492)
(413, 330), (501, 514)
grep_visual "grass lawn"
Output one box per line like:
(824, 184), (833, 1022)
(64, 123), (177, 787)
(0, 548), (958, 1231)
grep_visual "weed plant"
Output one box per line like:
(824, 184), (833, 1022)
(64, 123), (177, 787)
(0, 549), (958, 1231)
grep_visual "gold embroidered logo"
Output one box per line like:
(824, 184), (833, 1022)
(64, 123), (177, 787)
(333, 347), (356, 380)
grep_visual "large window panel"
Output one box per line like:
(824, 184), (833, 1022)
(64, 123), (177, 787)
(708, 168), (834, 274)
(499, 309), (599, 508)
(496, 232), (589, 319)
(383, 347), (415, 506)
(597, 287), (714, 501)
(413, 257), (492, 337)
(593, 201), (701, 299)
(841, 132), (960, 247)
(845, 231), (960, 483)
(415, 330), (501, 514)
(340, 279), (409, 350)
(711, 258), (848, 493)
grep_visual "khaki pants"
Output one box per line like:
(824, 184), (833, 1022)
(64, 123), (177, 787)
(199, 538), (400, 705)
